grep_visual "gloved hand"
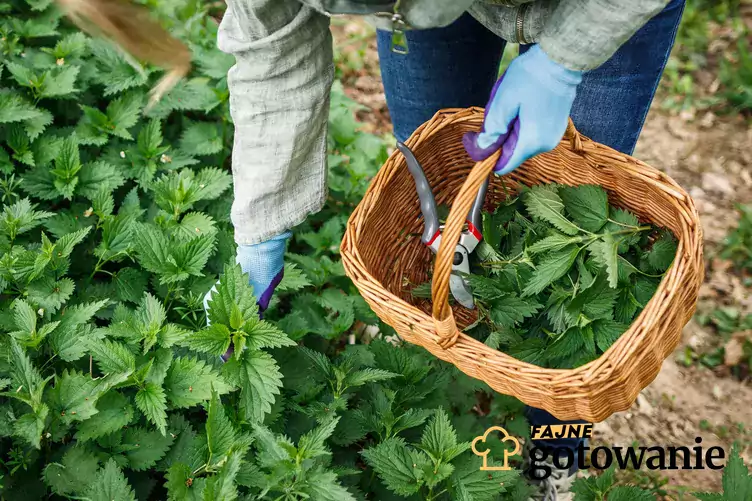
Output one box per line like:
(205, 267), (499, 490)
(463, 45), (583, 175)
(203, 231), (290, 361)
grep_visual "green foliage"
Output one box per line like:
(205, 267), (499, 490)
(693, 445), (752, 501)
(720, 204), (752, 272)
(0, 3), (739, 501)
(661, 0), (751, 114)
(418, 184), (676, 370)
(571, 466), (654, 501)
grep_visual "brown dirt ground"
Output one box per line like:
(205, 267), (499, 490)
(331, 17), (752, 495)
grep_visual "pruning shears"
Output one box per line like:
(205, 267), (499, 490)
(396, 142), (490, 309)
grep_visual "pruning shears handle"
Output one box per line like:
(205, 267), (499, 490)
(396, 142), (440, 245)
(397, 141), (491, 309)
(396, 141), (488, 250)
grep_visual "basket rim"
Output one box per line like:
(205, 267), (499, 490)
(341, 107), (703, 402)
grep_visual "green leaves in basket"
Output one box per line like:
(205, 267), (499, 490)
(413, 183), (677, 370)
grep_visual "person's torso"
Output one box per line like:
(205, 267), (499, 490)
(300, 0), (553, 44)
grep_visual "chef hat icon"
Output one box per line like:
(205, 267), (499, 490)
(471, 426), (521, 471)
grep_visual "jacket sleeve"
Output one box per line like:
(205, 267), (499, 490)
(218, 0), (334, 245)
(538, 0), (672, 71)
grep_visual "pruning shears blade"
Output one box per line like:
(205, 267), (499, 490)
(449, 274), (474, 309)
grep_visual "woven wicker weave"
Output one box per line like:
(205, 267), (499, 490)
(341, 108), (704, 422)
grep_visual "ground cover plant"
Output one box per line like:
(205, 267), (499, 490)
(661, 0), (752, 116)
(0, 0), (749, 499)
(680, 204), (752, 381)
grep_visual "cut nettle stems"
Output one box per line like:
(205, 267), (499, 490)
(410, 183), (677, 370)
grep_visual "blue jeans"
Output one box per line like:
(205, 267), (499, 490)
(377, 0), (685, 457)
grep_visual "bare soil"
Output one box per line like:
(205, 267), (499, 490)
(331, 18), (752, 495)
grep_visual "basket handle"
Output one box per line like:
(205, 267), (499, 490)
(430, 118), (583, 349)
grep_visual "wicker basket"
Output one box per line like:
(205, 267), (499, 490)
(341, 108), (704, 422)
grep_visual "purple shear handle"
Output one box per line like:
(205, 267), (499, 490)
(219, 268), (284, 362)
(462, 72), (520, 173)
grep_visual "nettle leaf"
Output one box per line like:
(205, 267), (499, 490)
(361, 437), (427, 496)
(222, 350), (283, 424)
(0, 197), (55, 239)
(50, 136), (82, 199)
(522, 245), (580, 296)
(559, 184), (609, 232)
(27, 277), (75, 313)
(132, 222), (170, 274)
(85, 459), (137, 501)
(607, 486), (656, 501)
(24, 108), (53, 140)
(8, 338), (49, 408)
(97, 213), (136, 261)
(47, 369), (126, 425)
(185, 324), (231, 355)
(206, 390), (236, 464)
(298, 416), (340, 460)
(163, 234), (216, 283)
(88, 338), (136, 375)
(646, 232), (678, 272)
(546, 330), (585, 362)
(77, 92), (143, 144)
(344, 367), (399, 389)
(119, 426), (175, 470)
(634, 276), (660, 307)
(0, 90), (49, 124)
(76, 390), (134, 442)
(152, 168), (231, 216)
(180, 121), (223, 156)
(420, 408), (469, 463)
(44, 446), (100, 495)
(452, 460), (517, 501)
(300, 346), (334, 379)
(11, 298), (37, 334)
(203, 449), (242, 501)
(206, 263), (258, 327)
(172, 212), (217, 241)
(303, 467), (357, 501)
(194, 45), (235, 79)
(164, 356), (232, 409)
(605, 208), (641, 249)
(243, 318), (296, 350)
(488, 295), (542, 327)
(615, 286), (639, 323)
(523, 185), (581, 236)
(113, 268), (149, 303)
(593, 319), (629, 352)
(39, 64), (80, 98)
(588, 235), (621, 288)
(78, 161), (126, 198)
(135, 382), (168, 434)
(88, 39), (151, 95)
(145, 78), (221, 119)
(527, 232), (583, 255)
(465, 274), (515, 301)
(277, 263), (312, 293)
(46, 32), (88, 59)
(165, 463), (204, 501)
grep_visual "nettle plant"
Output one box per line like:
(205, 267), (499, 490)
(0, 1), (746, 500)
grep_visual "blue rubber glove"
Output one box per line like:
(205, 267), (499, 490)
(203, 231), (290, 361)
(463, 45), (583, 175)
